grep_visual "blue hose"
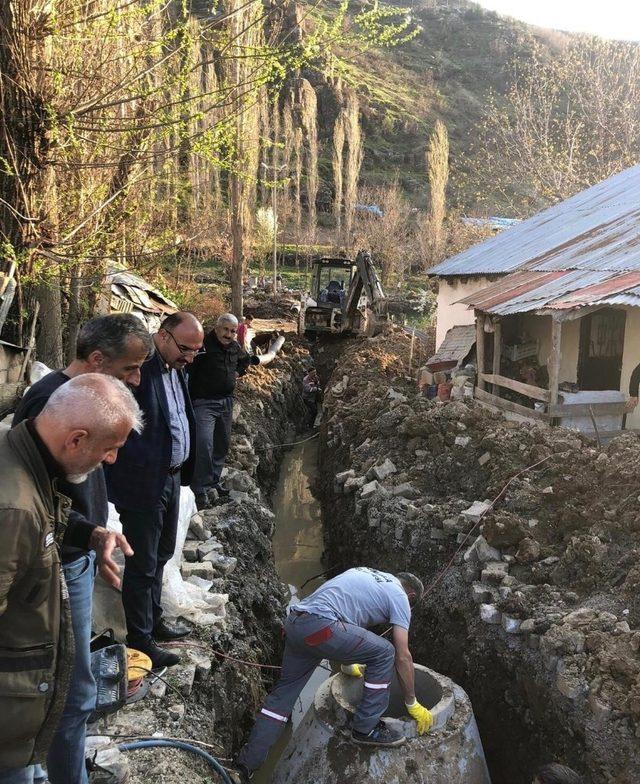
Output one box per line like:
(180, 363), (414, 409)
(118, 739), (234, 784)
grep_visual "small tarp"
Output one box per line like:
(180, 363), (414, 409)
(426, 324), (476, 372)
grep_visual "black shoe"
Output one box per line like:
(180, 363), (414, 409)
(130, 639), (180, 670)
(195, 492), (210, 511)
(213, 482), (231, 498)
(154, 619), (191, 641)
(351, 720), (406, 748)
(230, 760), (253, 783)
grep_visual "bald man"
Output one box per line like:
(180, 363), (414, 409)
(105, 311), (204, 669)
(0, 375), (142, 783)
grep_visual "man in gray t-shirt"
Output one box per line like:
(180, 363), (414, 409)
(235, 568), (433, 781)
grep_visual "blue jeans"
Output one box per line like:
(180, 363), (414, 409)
(47, 553), (96, 784)
(0, 765), (47, 784)
(190, 397), (233, 495)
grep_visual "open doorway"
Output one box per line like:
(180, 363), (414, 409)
(577, 309), (626, 391)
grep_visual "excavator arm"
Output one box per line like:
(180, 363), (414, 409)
(344, 250), (387, 330)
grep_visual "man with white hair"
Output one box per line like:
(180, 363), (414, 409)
(0, 374), (142, 784)
(188, 313), (259, 509)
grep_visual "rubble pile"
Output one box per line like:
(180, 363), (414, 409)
(94, 339), (308, 784)
(318, 326), (640, 784)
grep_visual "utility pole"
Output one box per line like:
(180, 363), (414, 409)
(261, 161), (286, 292)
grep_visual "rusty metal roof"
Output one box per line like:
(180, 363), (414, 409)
(458, 268), (640, 316)
(430, 164), (640, 277)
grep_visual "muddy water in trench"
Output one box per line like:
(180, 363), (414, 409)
(253, 435), (328, 784)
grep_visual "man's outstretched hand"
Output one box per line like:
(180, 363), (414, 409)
(89, 526), (134, 588)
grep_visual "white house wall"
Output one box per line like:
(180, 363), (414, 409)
(435, 277), (494, 349)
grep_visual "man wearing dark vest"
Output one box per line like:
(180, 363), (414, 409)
(106, 311), (204, 669)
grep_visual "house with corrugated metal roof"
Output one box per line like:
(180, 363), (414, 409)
(429, 163), (640, 434)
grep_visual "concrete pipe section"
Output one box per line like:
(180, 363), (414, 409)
(271, 664), (491, 784)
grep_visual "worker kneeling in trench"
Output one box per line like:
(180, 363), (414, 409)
(234, 567), (432, 781)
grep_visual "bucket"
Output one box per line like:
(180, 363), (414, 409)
(437, 383), (453, 402)
(426, 384), (439, 399)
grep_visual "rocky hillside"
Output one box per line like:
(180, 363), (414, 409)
(322, 0), (573, 210)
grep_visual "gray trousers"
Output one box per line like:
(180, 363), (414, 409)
(237, 611), (396, 772)
(190, 396), (233, 495)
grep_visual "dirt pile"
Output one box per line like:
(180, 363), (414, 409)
(317, 325), (640, 784)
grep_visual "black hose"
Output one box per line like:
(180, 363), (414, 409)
(118, 739), (233, 784)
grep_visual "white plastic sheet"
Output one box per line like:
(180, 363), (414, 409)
(107, 486), (227, 626)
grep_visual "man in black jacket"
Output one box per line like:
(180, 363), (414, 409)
(188, 313), (259, 509)
(12, 314), (152, 784)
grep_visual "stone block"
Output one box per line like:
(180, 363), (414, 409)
(202, 553), (238, 575)
(502, 615), (521, 634)
(188, 513), (207, 541)
(478, 452), (491, 466)
(182, 541), (200, 563)
(229, 490), (250, 503)
(360, 480), (381, 500)
(371, 458), (397, 482)
(197, 539), (223, 560)
(392, 482), (420, 500)
(344, 476), (366, 492)
(430, 528), (447, 541)
(481, 561), (509, 585)
(335, 469), (356, 485)
(461, 500), (492, 524)
(480, 604), (502, 624)
(471, 582), (492, 604)
(475, 535), (501, 563)
(181, 561), (215, 581)
(454, 436), (471, 448)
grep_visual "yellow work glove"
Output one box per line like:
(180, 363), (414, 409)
(405, 700), (433, 734)
(341, 663), (365, 677)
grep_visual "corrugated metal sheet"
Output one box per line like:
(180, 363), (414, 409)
(430, 164), (640, 277)
(459, 269), (640, 316)
(426, 324), (476, 366)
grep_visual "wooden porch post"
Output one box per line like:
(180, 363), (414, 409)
(476, 311), (486, 391)
(548, 316), (562, 409)
(492, 318), (502, 396)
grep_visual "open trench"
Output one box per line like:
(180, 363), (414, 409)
(111, 329), (636, 784)
(254, 341), (539, 784)
(306, 331), (640, 784)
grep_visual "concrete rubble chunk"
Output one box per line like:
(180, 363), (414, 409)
(478, 452), (491, 466)
(563, 608), (598, 627)
(335, 469), (356, 485)
(519, 619), (536, 634)
(197, 539), (224, 560)
(182, 541), (200, 563)
(480, 603), (502, 624)
(461, 500), (492, 524)
(372, 458), (397, 482)
(502, 615), (522, 634)
(392, 482), (420, 500)
(344, 476), (366, 492)
(475, 535), (501, 563)
(181, 561), (216, 581)
(481, 561), (509, 585)
(187, 513), (207, 541)
(171, 662), (197, 697)
(387, 388), (408, 403)
(454, 435), (471, 447)
(202, 553), (237, 575)
(229, 489), (251, 503)
(360, 479), (381, 500)
(168, 703), (186, 722)
(471, 582), (493, 604)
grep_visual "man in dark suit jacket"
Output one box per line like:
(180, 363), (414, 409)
(106, 311), (204, 669)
